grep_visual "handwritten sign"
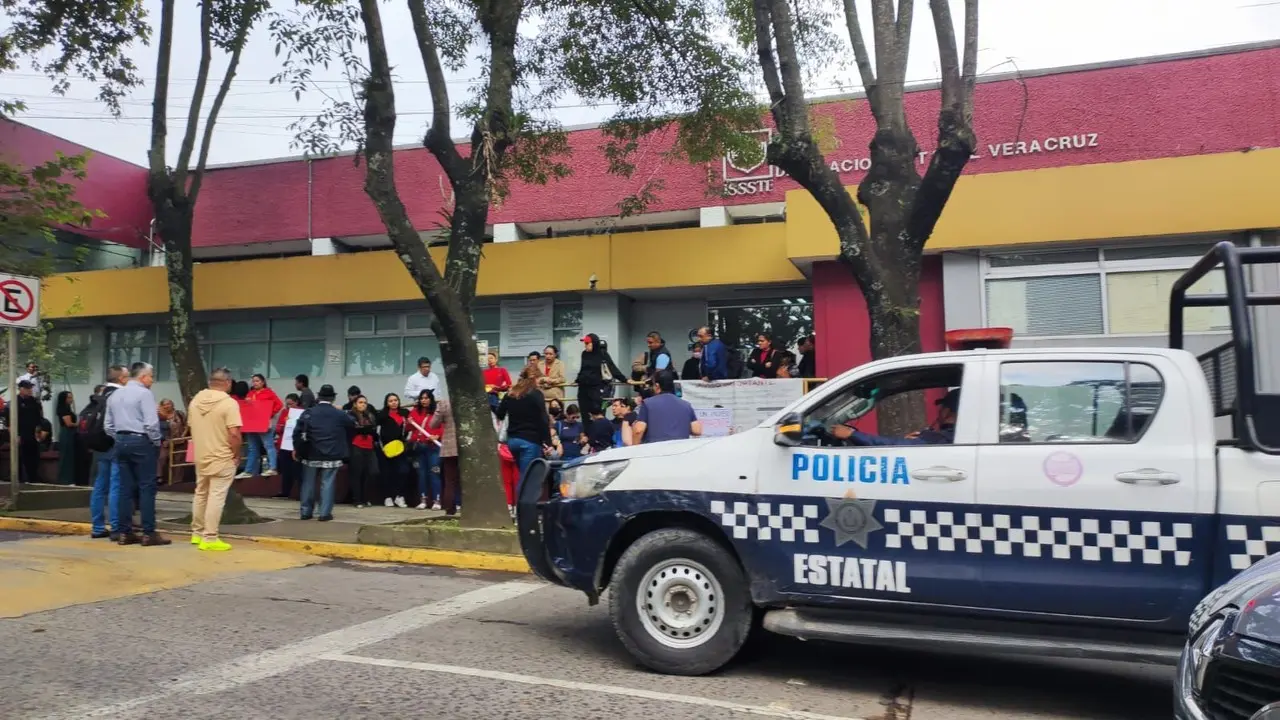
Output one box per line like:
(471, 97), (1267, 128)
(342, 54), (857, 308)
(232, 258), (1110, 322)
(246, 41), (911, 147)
(678, 379), (804, 434)
(279, 407), (305, 452)
(695, 407), (734, 437)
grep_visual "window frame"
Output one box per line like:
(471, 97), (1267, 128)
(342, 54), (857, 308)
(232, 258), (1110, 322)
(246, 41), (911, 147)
(106, 320), (327, 382)
(980, 242), (1236, 339)
(994, 359), (1166, 446)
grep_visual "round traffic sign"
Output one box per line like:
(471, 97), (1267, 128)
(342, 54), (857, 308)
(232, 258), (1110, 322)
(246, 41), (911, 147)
(0, 279), (35, 323)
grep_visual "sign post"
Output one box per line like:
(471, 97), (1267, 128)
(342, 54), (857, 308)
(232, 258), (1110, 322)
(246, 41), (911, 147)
(0, 274), (41, 501)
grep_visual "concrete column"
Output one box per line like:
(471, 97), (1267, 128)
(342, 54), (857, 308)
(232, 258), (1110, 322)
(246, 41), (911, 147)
(941, 251), (984, 331)
(582, 293), (633, 362)
(311, 237), (337, 256)
(493, 223), (524, 243)
(700, 206), (731, 227)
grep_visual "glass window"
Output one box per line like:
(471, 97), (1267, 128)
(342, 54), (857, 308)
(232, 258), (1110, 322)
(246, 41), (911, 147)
(403, 336), (442, 374)
(346, 337), (401, 376)
(1106, 269), (1228, 334)
(346, 315), (374, 334)
(473, 306), (500, 334)
(49, 330), (92, 384)
(801, 364), (964, 447)
(405, 312), (433, 331)
(106, 324), (173, 381)
(998, 361), (1164, 444)
(987, 249), (1099, 268)
(986, 275), (1104, 336)
(108, 326), (156, 346)
(271, 318), (322, 340)
(374, 312), (401, 334)
(554, 302), (583, 331)
(269, 340), (325, 379)
(709, 297), (813, 357)
(211, 342), (268, 379)
(206, 321), (268, 343)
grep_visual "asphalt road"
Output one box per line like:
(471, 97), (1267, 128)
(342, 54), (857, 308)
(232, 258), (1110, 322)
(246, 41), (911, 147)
(1, 543), (1174, 720)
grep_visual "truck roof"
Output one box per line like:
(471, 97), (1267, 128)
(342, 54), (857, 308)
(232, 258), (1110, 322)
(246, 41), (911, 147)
(887, 346), (1192, 362)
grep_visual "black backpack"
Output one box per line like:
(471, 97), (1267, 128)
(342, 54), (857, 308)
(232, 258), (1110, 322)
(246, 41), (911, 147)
(77, 386), (116, 452)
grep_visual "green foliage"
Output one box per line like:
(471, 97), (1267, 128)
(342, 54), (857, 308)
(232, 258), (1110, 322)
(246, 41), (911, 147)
(0, 152), (102, 276)
(0, 0), (151, 116)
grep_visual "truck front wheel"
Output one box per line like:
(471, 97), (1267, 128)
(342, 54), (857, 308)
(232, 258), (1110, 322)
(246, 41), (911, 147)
(608, 527), (753, 675)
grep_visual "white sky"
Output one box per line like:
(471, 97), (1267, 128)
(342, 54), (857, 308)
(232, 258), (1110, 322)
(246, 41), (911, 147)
(4, 0), (1280, 167)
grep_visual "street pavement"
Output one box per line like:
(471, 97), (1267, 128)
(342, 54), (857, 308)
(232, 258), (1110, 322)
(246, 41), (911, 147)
(0, 532), (1175, 720)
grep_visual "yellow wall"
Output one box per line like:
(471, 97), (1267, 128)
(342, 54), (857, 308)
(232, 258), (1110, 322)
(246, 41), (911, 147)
(42, 225), (794, 319)
(786, 148), (1280, 256)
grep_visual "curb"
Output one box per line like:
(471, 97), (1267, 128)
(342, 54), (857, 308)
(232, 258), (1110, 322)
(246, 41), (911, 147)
(0, 516), (531, 574)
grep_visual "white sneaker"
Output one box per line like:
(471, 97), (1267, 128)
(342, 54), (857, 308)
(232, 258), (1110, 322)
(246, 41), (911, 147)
(262, 469), (278, 477)
(416, 501), (428, 510)
(431, 502), (442, 511)
(508, 504), (516, 518)
(384, 498), (394, 507)
(394, 496), (407, 508)
(234, 472), (252, 479)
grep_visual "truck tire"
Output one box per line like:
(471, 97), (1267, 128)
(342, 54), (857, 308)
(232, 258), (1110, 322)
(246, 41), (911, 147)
(608, 527), (753, 676)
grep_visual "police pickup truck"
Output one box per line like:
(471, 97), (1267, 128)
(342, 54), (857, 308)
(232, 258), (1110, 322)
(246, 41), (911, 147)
(517, 241), (1280, 678)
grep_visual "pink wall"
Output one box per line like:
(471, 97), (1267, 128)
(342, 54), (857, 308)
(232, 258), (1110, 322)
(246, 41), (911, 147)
(192, 46), (1280, 247)
(0, 119), (151, 248)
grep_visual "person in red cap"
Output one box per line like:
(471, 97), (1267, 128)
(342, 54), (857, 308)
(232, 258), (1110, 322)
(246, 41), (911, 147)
(573, 333), (625, 414)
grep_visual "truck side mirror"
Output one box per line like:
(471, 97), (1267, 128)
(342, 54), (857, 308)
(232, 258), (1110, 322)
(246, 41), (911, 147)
(774, 413), (804, 447)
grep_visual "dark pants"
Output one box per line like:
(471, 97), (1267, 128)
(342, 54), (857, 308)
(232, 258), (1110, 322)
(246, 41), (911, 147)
(441, 456), (460, 513)
(578, 384), (608, 414)
(348, 446), (377, 505)
(113, 434), (158, 535)
(278, 451), (299, 498)
(17, 436), (41, 483)
(379, 453), (409, 501)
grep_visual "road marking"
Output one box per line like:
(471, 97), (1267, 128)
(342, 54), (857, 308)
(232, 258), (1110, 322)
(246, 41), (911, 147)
(322, 653), (868, 720)
(32, 580), (544, 720)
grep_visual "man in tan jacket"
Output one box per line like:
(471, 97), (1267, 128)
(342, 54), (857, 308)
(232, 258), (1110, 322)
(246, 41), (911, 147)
(187, 367), (243, 551)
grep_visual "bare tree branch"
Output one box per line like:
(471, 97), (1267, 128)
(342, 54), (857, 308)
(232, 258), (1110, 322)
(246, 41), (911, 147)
(406, 0), (464, 179)
(753, 0), (786, 108)
(147, 0), (175, 179)
(189, 12), (253, 202)
(173, 0), (212, 191)
(765, 0), (809, 137)
(930, 0), (962, 111)
(961, 0), (979, 120)
(896, 0), (915, 51)
(840, 0), (878, 110)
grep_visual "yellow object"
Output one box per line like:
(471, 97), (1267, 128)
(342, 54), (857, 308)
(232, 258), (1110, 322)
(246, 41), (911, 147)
(190, 534), (200, 545)
(198, 539), (232, 552)
(382, 439), (405, 458)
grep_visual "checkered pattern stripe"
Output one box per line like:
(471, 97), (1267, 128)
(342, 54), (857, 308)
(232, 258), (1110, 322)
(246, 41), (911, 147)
(1225, 524), (1280, 570)
(710, 500), (821, 543)
(882, 509), (1194, 566)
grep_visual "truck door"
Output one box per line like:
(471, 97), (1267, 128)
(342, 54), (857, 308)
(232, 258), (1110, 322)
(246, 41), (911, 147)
(754, 357), (981, 608)
(975, 355), (1210, 622)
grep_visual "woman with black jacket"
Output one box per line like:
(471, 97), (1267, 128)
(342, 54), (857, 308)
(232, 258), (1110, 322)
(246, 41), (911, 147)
(377, 393), (410, 508)
(574, 332), (626, 414)
(496, 366), (554, 484)
(747, 333), (784, 379)
(347, 395), (379, 507)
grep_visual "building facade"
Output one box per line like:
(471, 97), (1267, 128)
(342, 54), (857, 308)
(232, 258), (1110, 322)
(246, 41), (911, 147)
(9, 42), (1280, 410)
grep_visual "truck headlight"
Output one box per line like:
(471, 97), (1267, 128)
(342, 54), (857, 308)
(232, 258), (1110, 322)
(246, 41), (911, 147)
(1190, 616), (1225, 693)
(559, 460), (629, 499)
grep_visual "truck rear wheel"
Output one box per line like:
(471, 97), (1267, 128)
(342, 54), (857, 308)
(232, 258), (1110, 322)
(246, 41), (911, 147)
(608, 527), (753, 675)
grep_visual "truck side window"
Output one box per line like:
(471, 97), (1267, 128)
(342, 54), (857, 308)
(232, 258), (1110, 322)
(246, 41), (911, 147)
(802, 363), (965, 446)
(998, 361), (1164, 444)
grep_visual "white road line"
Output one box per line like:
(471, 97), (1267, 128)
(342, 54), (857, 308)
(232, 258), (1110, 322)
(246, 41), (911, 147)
(33, 580), (544, 720)
(322, 653), (868, 720)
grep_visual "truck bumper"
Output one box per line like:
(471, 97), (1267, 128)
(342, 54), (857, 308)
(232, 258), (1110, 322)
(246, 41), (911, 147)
(516, 458), (621, 602)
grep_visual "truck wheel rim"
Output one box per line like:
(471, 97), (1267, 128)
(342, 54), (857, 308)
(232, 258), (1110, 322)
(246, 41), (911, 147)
(635, 558), (725, 649)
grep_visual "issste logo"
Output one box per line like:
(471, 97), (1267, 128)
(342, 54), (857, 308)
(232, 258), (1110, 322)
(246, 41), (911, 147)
(723, 129), (773, 182)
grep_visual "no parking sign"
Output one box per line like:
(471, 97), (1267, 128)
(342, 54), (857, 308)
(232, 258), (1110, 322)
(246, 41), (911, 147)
(0, 274), (39, 329)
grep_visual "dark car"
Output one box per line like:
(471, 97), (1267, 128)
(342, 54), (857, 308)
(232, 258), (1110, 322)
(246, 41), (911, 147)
(1177, 552), (1280, 719)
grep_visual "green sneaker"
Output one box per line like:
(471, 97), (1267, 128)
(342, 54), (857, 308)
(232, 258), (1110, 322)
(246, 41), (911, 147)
(191, 534), (201, 545)
(198, 539), (232, 552)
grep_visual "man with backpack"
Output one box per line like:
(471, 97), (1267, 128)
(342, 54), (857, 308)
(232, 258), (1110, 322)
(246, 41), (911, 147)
(87, 365), (127, 540)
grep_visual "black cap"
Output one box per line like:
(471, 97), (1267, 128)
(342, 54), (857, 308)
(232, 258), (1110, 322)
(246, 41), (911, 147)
(346, 385), (361, 396)
(17, 380), (32, 389)
(937, 388), (960, 412)
(317, 384), (337, 400)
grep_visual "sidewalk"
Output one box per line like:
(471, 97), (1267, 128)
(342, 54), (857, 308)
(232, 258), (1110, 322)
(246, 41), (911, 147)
(0, 492), (529, 573)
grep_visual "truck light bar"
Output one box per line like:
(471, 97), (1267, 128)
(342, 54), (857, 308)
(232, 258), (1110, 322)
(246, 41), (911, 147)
(945, 327), (1014, 351)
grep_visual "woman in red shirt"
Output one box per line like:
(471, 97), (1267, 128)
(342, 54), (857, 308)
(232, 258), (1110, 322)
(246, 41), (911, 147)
(406, 390), (444, 510)
(482, 351), (512, 412)
(242, 374), (284, 478)
(347, 395), (379, 508)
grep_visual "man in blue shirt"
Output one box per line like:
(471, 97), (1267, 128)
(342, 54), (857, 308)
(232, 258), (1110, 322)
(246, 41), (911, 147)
(104, 361), (170, 546)
(695, 326), (729, 380)
(633, 370), (702, 444)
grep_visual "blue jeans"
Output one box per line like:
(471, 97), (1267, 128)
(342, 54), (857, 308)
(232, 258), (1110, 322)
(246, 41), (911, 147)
(244, 428), (277, 474)
(300, 464), (338, 519)
(113, 434), (158, 535)
(89, 448), (119, 534)
(506, 437), (543, 483)
(415, 444), (441, 503)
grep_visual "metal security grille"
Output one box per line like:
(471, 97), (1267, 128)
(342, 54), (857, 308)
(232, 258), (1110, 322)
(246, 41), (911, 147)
(1199, 340), (1239, 417)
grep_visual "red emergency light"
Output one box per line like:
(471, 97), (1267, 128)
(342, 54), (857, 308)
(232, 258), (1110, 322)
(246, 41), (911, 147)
(945, 327), (1014, 351)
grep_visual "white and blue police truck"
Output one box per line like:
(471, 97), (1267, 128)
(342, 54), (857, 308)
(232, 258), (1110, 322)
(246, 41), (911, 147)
(517, 241), (1280, 677)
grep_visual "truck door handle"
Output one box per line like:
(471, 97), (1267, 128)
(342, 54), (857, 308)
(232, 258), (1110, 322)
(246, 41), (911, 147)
(1114, 469), (1181, 485)
(910, 466), (967, 483)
